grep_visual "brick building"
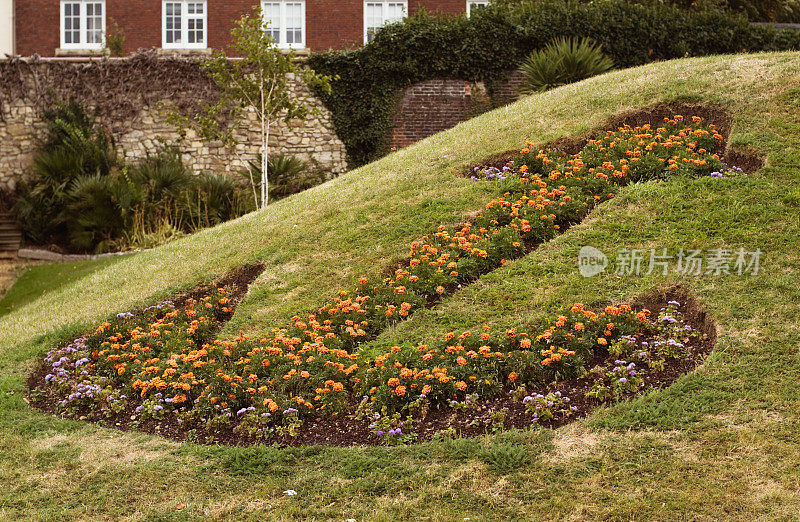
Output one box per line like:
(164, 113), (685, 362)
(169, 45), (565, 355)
(13, 0), (490, 56)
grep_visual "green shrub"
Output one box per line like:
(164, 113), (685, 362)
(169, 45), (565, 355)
(16, 102), (250, 252)
(494, 0), (800, 23)
(243, 152), (328, 203)
(15, 99), (118, 246)
(518, 36), (614, 93)
(308, 1), (800, 166)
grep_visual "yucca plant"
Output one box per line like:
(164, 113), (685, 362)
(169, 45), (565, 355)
(518, 36), (614, 94)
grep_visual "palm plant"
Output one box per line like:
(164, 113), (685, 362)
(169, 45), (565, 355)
(244, 153), (326, 203)
(15, 100), (118, 248)
(518, 37), (614, 94)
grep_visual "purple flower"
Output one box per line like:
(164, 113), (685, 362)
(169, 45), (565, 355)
(662, 316), (678, 323)
(376, 430), (385, 437)
(619, 378), (628, 384)
(523, 396), (533, 404)
(668, 300), (681, 306)
(153, 405), (164, 412)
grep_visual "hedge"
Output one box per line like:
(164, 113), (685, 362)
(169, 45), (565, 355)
(307, 0), (800, 167)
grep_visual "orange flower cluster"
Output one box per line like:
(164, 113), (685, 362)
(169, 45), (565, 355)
(47, 116), (717, 431)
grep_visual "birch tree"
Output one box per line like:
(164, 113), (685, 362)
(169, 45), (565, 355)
(169, 8), (331, 209)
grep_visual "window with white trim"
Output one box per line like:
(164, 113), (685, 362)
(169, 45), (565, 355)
(60, 1), (105, 49)
(364, 1), (407, 44)
(466, 0), (489, 17)
(163, 1), (207, 49)
(261, 1), (306, 49)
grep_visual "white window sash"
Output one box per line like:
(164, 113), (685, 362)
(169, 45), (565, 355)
(466, 0), (489, 17)
(60, 0), (105, 49)
(261, 1), (306, 50)
(162, 0), (207, 49)
(363, 1), (407, 45)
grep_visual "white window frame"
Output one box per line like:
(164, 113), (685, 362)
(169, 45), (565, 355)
(261, 1), (306, 50)
(363, 1), (407, 45)
(162, 0), (208, 49)
(60, 0), (106, 50)
(466, 0), (489, 17)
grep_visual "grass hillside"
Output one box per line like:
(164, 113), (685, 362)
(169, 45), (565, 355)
(2, 52), (800, 519)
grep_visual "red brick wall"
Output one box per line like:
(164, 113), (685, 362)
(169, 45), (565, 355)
(107, 1), (161, 53)
(411, 0), (465, 16)
(15, 0), (471, 56)
(390, 78), (489, 150)
(307, 0), (363, 51)
(15, 0), (60, 57)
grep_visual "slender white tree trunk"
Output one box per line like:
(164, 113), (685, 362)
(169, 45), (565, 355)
(263, 123), (270, 208)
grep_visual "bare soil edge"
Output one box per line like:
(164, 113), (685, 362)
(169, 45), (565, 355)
(26, 284), (717, 448)
(463, 102), (763, 176)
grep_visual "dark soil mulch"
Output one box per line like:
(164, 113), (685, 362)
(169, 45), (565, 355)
(26, 278), (715, 447)
(462, 102), (763, 176)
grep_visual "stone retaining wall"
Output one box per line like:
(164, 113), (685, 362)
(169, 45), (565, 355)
(0, 56), (348, 192)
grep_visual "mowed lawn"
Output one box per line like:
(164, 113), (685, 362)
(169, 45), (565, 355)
(1, 52), (800, 519)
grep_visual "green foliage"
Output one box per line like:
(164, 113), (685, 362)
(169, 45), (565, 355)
(479, 442), (530, 474)
(15, 99), (118, 245)
(243, 152), (328, 203)
(104, 18), (126, 57)
(519, 37), (614, 93)
(308, 1), (800, 166)
(16, 101), (250, 252)
(495, 0), (800, 23)
(168, 6), (332, 208)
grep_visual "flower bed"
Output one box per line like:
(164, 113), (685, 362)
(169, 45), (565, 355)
(30, 116), (726, 445)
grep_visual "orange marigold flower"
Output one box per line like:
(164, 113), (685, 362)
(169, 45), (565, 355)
(455, 381), (467, 391)
(396, 386), (407, 397)
(436, 286), (445, 295)
(456, 356), (467, 366)
(421, 385), (431, 395)
(508, 372), (518, 382)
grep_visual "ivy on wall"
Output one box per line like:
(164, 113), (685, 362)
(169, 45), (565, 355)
(308, 0), (800, 167)
(0, 51), (220, 129)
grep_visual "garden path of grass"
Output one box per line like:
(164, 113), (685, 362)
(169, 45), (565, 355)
(1, 52), (800, 519)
